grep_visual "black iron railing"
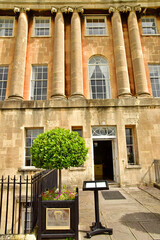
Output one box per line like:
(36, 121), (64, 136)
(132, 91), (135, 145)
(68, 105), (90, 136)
(0, 169), (57, 235)
(154, 159), (160, 184)
(0, 175), (31, 235)
(31, 169), (57, 230)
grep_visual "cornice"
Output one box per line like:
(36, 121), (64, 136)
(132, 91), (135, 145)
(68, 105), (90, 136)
(0, 0), (160, 10)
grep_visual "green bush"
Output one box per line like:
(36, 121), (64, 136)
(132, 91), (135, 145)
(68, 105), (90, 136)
(30, 128), (88, 190)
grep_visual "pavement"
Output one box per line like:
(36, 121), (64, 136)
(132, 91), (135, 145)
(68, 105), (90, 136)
(79, 185), (160, 240)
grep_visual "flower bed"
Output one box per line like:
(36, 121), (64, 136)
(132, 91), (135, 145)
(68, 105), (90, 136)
(41, 188), (77, 201)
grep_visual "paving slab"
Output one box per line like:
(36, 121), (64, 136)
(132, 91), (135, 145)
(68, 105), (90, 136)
(79, 187), (160, 240)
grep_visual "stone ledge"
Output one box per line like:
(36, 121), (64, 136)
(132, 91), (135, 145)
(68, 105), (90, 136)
(0, 234), (36, 240)
(1, 97), (160, 110)
(125, 165), (141, 169)
(69, 166), (86, 171)
(18, 167), (42, 172)
(142, 34), (160, 37)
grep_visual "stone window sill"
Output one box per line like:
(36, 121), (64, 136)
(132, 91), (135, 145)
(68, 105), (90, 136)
(141, 34), (160, 37)
(126, 165), (141, 169)
(69, 166), (86, 171)
(31, 35), (51, 38)
(85, 34), (109, 37)
(0, 36), (14, 38)
(18, 166), (42, 172)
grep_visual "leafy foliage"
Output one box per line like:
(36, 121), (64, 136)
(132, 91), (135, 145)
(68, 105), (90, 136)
(30, 127), (88, 170)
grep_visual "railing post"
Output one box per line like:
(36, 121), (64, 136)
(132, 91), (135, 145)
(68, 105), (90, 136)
(5, 176), (10, 234)
(11, 176), (16, 234)
(0, 176), (4, 227)
(38, 195), (42, 240)
(18, 175), (22, 234)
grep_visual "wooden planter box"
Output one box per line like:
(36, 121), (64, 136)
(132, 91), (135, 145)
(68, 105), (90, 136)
(37, 194), (79, 240)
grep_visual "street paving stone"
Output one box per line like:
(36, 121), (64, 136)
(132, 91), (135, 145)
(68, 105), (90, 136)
(79, 187), (160, 240)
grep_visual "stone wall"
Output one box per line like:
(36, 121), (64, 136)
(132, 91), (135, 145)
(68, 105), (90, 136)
(0, 98), (159, 187)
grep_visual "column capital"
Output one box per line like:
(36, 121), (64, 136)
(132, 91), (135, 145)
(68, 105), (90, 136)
(109, 4), (141, 14)
(51, 6), (84, 14)
(14, 6), (30, 14)
(51, 7), (57, 14)
(68, 6), (84, 14)
(51, 6), (68, 14)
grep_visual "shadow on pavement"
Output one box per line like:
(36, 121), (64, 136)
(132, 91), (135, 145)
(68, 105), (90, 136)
(120, 212), (160, 234)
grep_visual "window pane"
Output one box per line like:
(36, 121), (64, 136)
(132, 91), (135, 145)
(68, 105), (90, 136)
(89, 56), (111, 99)
(125, 128), (135, 165)
(34, 18), (50, 36)
(25, 129), (43, 166)
(149, 64), (160, 97)
(86, 17), (106, 35)
(0, 19), (14, 36)
(30, 65), (48, 100)
(0, 66), (8, 101)
(142, 18), (157, 34)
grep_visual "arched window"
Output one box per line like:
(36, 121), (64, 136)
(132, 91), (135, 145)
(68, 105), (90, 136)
(88, 56), (111, 99)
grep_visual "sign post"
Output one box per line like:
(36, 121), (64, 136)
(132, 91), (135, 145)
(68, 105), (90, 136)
(83, 180), (113, 238)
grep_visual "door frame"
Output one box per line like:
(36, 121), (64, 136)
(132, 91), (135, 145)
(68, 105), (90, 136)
(92, 137), (119, 183)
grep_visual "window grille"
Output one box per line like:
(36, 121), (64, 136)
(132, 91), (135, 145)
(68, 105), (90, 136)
(0, 66), (8, 100)
(142, 18), (158, 34)
(25, 128), (43, 166)
(92, 127), (116, 137)
(34, 18), (50, 36)
(30, 65), (48, 100)
(89, 56), (111, 99)
(148, 64), (160, 97)
(86, 17), (106, 35)
(0, 18), (14, 36)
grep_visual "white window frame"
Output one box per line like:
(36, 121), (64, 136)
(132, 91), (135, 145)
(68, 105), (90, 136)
(33, 17), (51, 37)
(141, 17), (158, 35)
(148, 64), (160, 97)
(85, 15), (108, 36)
(88, 56), (111, 99)
(0, 66), (8, 101)
(125, 127), (135, 165)
(30, 65), (48, 100)
(25, 128), (44, 166)
(0, 17), (15, 37)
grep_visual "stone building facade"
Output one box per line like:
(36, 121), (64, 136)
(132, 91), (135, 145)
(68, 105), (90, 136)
(0, 0), (160, 187)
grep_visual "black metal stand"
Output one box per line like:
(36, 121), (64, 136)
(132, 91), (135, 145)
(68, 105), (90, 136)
(86, 189), (112, 238)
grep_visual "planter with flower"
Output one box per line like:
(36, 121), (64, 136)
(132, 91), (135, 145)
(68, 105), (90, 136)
(30, 128), (88, 240)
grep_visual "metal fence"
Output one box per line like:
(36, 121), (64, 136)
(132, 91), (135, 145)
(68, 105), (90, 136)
(32, 169), (57, 230)
(154, 159), (160, 184)
(0, 169), (57, 235)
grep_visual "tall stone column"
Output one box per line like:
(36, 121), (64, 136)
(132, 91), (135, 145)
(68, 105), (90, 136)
(128, 10), (150, 96)
(51, 9), (65, 98)
(110, 8), (131, 97)
(8, 8), (29, 100)
(71, 9), (84, 98)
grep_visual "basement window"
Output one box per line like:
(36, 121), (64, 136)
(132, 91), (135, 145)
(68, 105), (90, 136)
(72, 126), (83, 137)
(125, 127), (138, 165)
(0, 66), (8, 100)
(25, 128), (44, 166)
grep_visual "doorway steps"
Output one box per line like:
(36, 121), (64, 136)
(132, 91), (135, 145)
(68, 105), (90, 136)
(108, 182), (120, 188)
